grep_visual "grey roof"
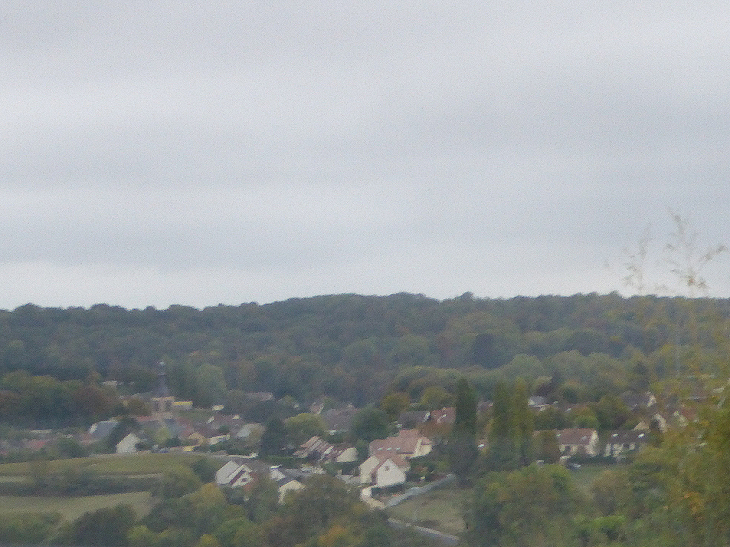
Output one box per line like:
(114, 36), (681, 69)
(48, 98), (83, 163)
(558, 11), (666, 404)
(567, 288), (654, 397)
(88, 420), (119, 440)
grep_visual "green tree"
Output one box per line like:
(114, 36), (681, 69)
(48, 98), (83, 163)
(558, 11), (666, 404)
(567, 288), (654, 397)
(285, 413), (327, 446)
(466, 464), (584, 547)
(379, 392), (410, 421)
(350, 407), (390, 443)
(453, 378), (477, 437)
(68, 504), (137, 547)
(450, 378), (478, 483)
(512, 378), (533, 466)
(154, 465), (202, 498)
(260, 416), (288, 456)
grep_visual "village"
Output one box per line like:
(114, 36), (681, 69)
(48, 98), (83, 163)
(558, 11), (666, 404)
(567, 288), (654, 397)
(0, 360), (688, 509)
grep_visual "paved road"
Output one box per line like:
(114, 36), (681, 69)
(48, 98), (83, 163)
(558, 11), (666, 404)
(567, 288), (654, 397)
(387, 517), (461, 546)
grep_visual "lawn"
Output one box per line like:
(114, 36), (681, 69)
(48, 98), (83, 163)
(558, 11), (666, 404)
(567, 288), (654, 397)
(387, 484), (468, 536)
(0, 491), (154, 521)
(386, 464), (617, 535)
(568, 463), (616, 495)
(0, 452), (208, 477)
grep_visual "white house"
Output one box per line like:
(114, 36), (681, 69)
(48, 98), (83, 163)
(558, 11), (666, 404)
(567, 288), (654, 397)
(359, 454), (408, 488)
(215, 461), (241, 485)
(116, 433), (141, 454)
(373, 458), (407, 488)
(555, 428), (599, 457)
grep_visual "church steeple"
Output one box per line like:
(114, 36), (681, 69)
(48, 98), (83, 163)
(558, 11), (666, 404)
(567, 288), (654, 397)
(153, 360), (171, 398)
(151, 360), (174, 418)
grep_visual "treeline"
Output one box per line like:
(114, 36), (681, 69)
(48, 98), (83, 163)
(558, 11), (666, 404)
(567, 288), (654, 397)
(0, 473), (436, 547)
(2, 293), (729, 416)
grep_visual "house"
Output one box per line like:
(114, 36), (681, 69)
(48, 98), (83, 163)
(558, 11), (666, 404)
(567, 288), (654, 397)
(634, 413), (668, 433)
(294, 436), (333, 460)
(322, 406), (358, 435)
(369, 429), (432, 460)
(270, 467), (305, 502)
(397, 410), (430, 429)
(331, 445), (358, 463)
(216, 461), (257, 488)
(235, 423), (264, 440)
(620, 391), (657, 411)
(528, 396), (550, 410)
(216, 461), (243, 485)
(429, 407), (455, 425)
(295, 436), (358, 464)
(359, 454), (409, 487)
(116, 433), (141, 454)
(372, 458), (407, 488)
(87, 420), (119, 442)
(555, 428), (599, 457)
(604, 430), (649, 459)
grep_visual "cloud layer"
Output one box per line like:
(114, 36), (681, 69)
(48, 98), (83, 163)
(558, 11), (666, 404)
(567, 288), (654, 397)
(2, 0), (729, 308)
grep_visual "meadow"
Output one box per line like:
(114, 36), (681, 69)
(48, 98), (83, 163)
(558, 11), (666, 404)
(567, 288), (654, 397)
(0, 491), (154, 521)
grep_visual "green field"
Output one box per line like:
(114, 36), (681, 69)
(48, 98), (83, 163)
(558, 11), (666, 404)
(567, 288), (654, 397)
(0, 491), (154, 521)
(0, 452), (209, 477)
(387, 485), (468, 535)
(387, 464), (615, 535)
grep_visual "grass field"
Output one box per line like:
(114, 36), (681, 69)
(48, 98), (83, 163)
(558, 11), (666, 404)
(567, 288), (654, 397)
(0, 452), (208, 477)
(387, 464), (616, 535)
(387, 484), (468, 535)
(568, 463), (615, 495)
(0, 491), (154, 521)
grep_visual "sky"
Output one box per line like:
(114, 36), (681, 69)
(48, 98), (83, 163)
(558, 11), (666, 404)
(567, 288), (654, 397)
(2, 0), (729, 310)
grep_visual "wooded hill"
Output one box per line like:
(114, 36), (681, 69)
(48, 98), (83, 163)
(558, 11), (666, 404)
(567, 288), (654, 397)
(2, 292), (729, 425)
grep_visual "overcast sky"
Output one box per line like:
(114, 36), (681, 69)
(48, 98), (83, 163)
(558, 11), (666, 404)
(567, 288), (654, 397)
(2, 0), (729, 310)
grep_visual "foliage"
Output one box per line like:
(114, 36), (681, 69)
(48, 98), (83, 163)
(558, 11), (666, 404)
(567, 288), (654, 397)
(0, 512), (61, 544)
(63, 504), (137, 546)
(466, 464), (585, 547)
(260, 416), (288, 457)
(153, 465), (202, 499)
(284, 412), (327, 446)
(350, 407), (390, 443)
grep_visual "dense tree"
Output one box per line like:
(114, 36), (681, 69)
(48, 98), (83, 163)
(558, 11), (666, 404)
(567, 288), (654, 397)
(260, 416), (288, 456)
(466, 464), (585, 547)
(65, 504), (137, 547)
(350, 407), (390, 443)
(284, 413), (326, 446)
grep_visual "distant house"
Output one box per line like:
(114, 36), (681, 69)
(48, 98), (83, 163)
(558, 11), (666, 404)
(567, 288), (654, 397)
(604, 430), (649, 459)
(322, 406), (358, 435)
(331, 445), (358, 463)
(373, 458), (407, 488)
(116, 433), (141, 454)
(295, 436), (357, 463)
(270, 467), (304, 502)
(369, 429), (432, 460)
(87, 420), (119, 442)
(216, 461), (257, 488)
(397, 410), (430, 429)
(216, 460), (305, 503)
(555, 428), (599, 457)
(295, 436), (333, 460)
(620, 392), (657, 411)
(429, 407), (455, 425)
(528, 396), (550, 410)
(359, 454), (409, 487)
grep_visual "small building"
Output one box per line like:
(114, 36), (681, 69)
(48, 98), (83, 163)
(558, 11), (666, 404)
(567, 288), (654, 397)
(555, 428), (599, 457)
(359, 454), (408, 488)
(604, 430), (649, 459)
(369, 429), (432, 460)
(116, 433), (141, 454)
